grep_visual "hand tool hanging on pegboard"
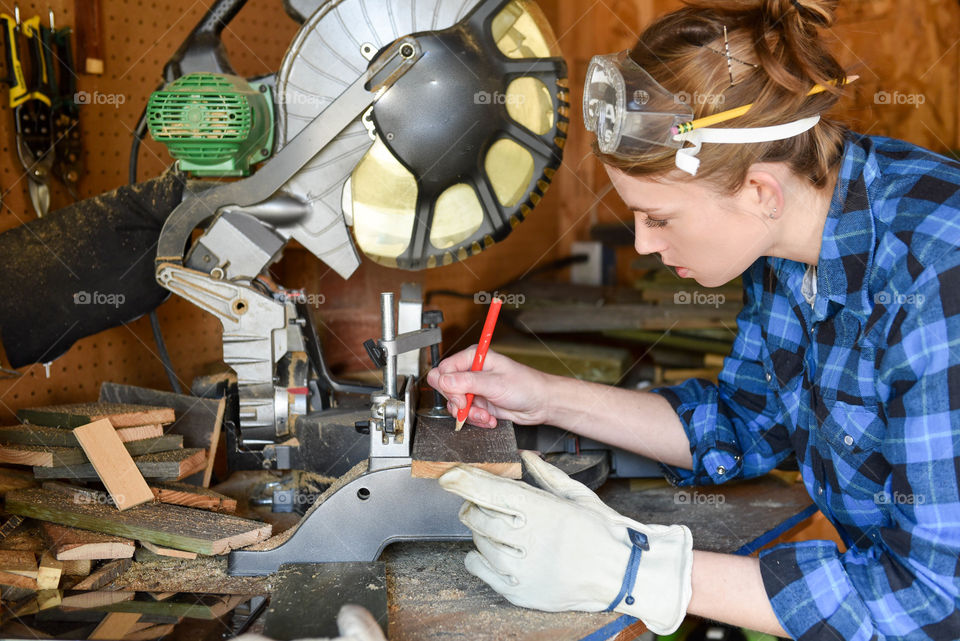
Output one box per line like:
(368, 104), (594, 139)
(42, 10), (82, 200)
(1, 6), (55, 217)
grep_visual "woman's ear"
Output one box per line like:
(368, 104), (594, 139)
(742, 166), (785, 220)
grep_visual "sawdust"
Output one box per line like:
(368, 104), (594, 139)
(383, 542), (620, 641)
(111, 555), (272, 595)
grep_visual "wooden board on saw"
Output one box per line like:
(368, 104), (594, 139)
(0, 423), (182, 452)
(6, 488), (272, 555)
(42, 522), (135, 561)
(17, 402), (175, 429)
(411, 415), (521, 479)
(99, 383), (225, 487)
(33, 448), (207, 482)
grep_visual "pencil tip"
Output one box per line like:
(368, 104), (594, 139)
(454, 418), (465, 432)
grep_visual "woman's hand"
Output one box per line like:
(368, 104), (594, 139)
(426, 347), (551, 427)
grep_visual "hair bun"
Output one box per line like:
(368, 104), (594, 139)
(763, 0), (837, 28)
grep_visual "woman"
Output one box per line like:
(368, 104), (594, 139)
(429, 0), (960, 638)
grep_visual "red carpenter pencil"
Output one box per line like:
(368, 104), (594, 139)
(455, 297), (504, 431)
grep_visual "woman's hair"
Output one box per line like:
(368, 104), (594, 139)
(597, 0), (849, 192)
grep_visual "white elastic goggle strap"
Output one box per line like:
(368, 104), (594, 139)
(672, 115), (821, 175)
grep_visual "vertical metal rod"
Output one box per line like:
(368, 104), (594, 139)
(381, 292), (397, 399)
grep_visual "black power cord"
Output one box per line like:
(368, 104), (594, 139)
(131, 87), (183, 395)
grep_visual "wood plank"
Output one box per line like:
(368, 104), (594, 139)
(36, 588), (62, 610)
(135, 448), (207, 481)
(124, 623), (177, 640)
(70, 559), (133, 591)
(73, 419), (154, 511)
(61, 558), (93, 576)
(0, 466), (38, 494)
(43, 481), (116, 505)
(509, 302), (741, 333)
(0, 550), (38, 577)
(99, 383), (225, 487)
(0, 444), (88, 467)
(60, 590), (135, 610)
(492, 336), (631, 384)
(115, 424), (164, 443)
(34, 448), (208, 482)
(0, 569), (37, 589)
(138, 541), (198, 560)
(18, 402), (175, 429)
(7, 488), (272, 556)
(0, 424), (182, 453)
(37, 551), (63, 589)
(98, 593), (227, 619)
(89, 611), (141, 640)
(411, 416), (521, 479)
(43, 522), (136, 561)
(149, 482), (237, 513)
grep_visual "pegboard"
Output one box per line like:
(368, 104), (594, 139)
(0, 0), (299, 422)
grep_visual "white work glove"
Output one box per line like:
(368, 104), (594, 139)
(234, 604), (386, 641)
(439, 450), (693, 635)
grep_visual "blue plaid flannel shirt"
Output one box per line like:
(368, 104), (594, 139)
(651, 134), (960, 640)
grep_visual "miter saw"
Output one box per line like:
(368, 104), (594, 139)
(142, 0), (568, 572)
(142, 0), (568, 471)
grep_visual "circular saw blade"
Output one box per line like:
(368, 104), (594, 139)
(276, 0), (568, 273)
(273, 0), (484, 277)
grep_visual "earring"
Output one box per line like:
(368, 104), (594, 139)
(769, 207), (778, 219)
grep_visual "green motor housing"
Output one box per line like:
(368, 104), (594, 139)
(147, 73), (275, 177)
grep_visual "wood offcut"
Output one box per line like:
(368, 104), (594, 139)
(6, 488), (272, 555)
(99, 383), (225, 487)
(0, 444), (89, 467)
(33, 448), (207, 482)
(18, 402), (175, 429)
(149, 482), (237, 513)
(41, 522), (135, 561)
(0, 423), (182, 452)
(73, 419), (154, 510)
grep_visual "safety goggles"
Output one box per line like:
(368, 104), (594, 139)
(583, 51), (837, 175)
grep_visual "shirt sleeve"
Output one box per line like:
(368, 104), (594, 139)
(759, 258), (960, 640)
(649, 260), (795, 486)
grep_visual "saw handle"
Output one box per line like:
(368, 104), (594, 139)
(162, 0), (248, 81)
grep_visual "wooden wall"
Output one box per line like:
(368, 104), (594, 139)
(0, 0), (957, 420)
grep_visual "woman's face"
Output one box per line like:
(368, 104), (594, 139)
(605, 165), (774, 288)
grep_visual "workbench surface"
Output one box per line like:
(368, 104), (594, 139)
(104, 472), (812, 641)
(384, 473), (813, 641)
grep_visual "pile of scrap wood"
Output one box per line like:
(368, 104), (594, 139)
(0, 400), (271, 638)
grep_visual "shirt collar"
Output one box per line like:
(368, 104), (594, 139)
(811, 134), (878, 321)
